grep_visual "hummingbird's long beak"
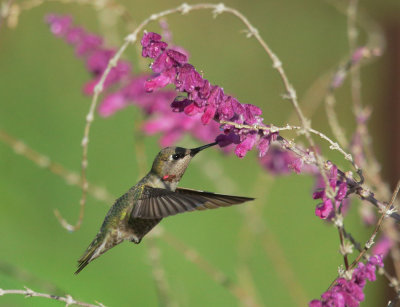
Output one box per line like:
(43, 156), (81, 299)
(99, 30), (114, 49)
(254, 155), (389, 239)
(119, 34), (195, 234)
(190, 142), (218, 157)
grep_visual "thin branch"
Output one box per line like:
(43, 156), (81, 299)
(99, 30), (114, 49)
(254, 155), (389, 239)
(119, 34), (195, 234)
(324, 0), (387, 187)
(337, 218), (350, 270)
(221, 5), (333, 196)
(237, 173), (308, 307)
(347, 0), (362, 114)
(216, 120), (400, 223)
(0, 287), (105, 307)
(219, 120), (354, 165)
(343, 229), (400, 296)
(328, 180), (400, 291)
(324, 93), (348, 148)
(387, 291), (400, 307)
(146, 239), (176, 307)
(0, 261), (65, 295)
(160, 231), (259, 307)
(349, 181), (400, 271)
(0, 129), (114, 203)
(0, 0), (14, 30)
(19, 0), (133, 24)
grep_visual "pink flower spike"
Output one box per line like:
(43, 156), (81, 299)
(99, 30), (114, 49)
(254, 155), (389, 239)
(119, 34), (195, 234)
(336, 182), (348, 201)
(308, 300), (322, 307)
(86, 49), (115, 75)
(234, 134), (257, 158)
(171, 99), (191, 112)
(368, 255), (383, 267)
(175, 64), (203, 93)
(372, 236), (392, 259)
(143, 117), (175, 134)
(141, 32), (162, 46)
(288, 158), (303, 174)
(184, 103), (202, 116)
(152, 51), (174, 73)
(75, 33), (103, 55)
(315, 199), (333, 219)
(244, 103), (262, 124)
(310, 244), (384, 307)
(83, 78), (99, 95)
(216, 132), (240, 147)
(166, 49), (187, 65)
(141, 32), (168, 59)
(257, 136), (271, 158)
(46, 14), (72, 36)
(201, 105), (216, 124)
(145, 69), (176, 92)
(160, 130), (183, 147)
(66, 27), (85, 44)
(218, 96), (235, 120)
(139, 31), (277, 157)
(98, 93), (127, 117)
(312, 190), (324, 199)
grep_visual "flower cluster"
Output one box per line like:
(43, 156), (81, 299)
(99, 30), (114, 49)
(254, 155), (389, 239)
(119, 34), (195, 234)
(309, 255), (383, 307)
(45, 14), (131, 95)
(313, 162), (348, 219)
(141, 32), (278, 158)
(259, 146), (317, 175)
(45, 15), (221, 146)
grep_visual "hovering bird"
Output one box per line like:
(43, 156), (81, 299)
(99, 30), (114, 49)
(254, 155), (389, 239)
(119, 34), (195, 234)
(75, 142), (254, 274)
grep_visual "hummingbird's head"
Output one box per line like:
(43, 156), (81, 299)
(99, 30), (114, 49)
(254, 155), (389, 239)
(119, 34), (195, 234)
(151, 142), (217, 182)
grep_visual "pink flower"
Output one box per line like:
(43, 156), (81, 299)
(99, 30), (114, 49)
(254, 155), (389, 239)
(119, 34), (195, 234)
(259, 146), (311, 175)
(313, 162), (348, 220)
(310, 256), (383, 307)
(47, 15), (213, 147)
(372, 236), (392, 259)
(98, 93), (127, 117)
(140, 32), (278, 158)
(45, 14), (72, 36)
(315, 199), (333, 219)
(234, 133), (257, 158)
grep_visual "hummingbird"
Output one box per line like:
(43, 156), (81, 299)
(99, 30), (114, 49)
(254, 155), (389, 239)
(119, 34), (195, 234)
(75, 142), (254, 274)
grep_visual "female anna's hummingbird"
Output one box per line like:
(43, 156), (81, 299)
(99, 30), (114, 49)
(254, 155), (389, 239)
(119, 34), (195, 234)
(75, 142), (254, 274)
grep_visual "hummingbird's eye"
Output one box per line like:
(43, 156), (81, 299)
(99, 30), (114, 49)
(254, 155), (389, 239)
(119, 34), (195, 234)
(172, 153), (183, 160)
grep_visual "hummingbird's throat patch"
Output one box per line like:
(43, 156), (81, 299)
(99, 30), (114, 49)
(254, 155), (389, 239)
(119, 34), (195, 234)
(162, 174), (176, 182)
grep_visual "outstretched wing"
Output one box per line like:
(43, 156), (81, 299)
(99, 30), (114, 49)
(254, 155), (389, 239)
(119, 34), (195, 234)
(130, 186), (254, 219)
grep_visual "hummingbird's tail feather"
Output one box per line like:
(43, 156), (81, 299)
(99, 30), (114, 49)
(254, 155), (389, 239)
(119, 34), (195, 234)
(75, 234), (108, 275)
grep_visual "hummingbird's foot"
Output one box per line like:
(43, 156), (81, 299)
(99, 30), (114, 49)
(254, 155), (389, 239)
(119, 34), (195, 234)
(131, 237), (141, 244)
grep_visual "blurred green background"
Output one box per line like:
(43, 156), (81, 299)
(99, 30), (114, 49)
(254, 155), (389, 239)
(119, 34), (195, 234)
(1, 0), (400, 306)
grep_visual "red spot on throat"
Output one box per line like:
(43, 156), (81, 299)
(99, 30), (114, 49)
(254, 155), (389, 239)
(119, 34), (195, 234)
(162, 174), (176, 181)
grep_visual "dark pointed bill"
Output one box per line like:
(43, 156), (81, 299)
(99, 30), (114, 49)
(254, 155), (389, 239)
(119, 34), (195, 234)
(190, 142), (218, 156)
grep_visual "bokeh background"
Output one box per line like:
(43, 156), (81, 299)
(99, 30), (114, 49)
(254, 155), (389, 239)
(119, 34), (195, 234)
(1, 0), (400, 306)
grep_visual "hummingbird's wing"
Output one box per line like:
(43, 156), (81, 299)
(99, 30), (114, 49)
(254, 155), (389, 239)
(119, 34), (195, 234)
(130, 186), (254, 219)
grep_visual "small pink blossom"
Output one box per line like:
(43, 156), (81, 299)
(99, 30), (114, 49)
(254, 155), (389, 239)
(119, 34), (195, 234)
(313, 162), (348, 220)
(234, 133), (257, 158)
(310, 256), (383, 307)
(315, 199), (333, 219)
(98, 93), (127, 117)
(372, 236), (392, 259)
